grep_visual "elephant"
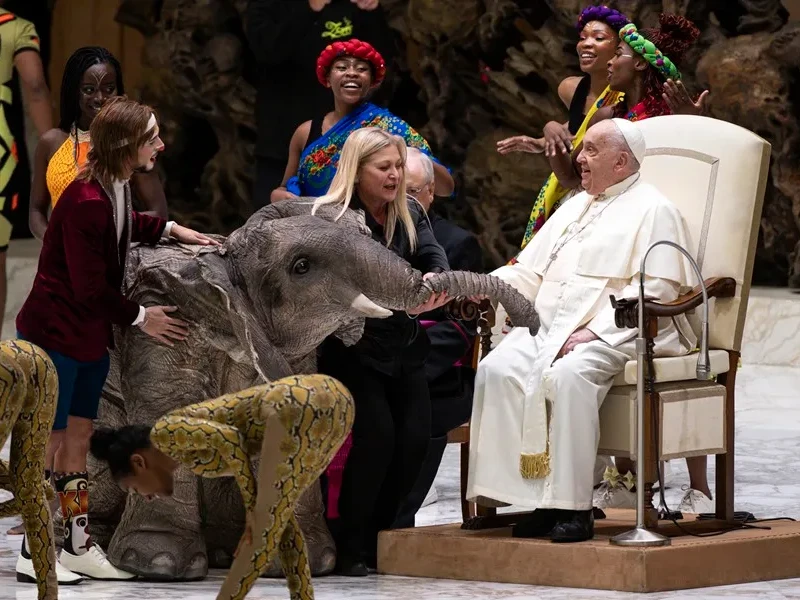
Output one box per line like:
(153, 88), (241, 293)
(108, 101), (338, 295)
(89, 199), (539, 581)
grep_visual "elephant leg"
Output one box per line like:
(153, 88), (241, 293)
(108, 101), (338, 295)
(107, 469), (207, 580)
(216, 375), (354, 600)
(278, 514), (313, 600)
(89, 355), (129, 549)
(202, 477), (245, 569)
(106, 339), (217, 580)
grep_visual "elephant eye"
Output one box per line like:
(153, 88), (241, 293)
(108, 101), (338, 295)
(292, 257), (310, 275)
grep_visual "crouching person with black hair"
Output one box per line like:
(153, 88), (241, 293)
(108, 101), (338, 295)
(90, 375), (354, 600)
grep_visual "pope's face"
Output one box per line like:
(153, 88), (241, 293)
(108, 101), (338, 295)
(576, 126), (625, 195)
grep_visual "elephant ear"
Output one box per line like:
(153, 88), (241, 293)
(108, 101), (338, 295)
(126, 243), (293, 382)
(239, 199), (371, 238)
(198, 253), (295, 381)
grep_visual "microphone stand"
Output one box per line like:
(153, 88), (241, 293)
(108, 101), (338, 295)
(610, 240), (712, 547)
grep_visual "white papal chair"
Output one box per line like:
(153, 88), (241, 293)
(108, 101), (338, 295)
(447, 115), (770, 529)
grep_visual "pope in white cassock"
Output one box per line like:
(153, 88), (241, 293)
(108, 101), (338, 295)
(467, 118), (698, 543)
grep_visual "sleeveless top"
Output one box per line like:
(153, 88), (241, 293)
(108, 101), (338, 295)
(304, 116), (325, 151)
(46, 129), (90, 207)
(567, 75), (592, 135)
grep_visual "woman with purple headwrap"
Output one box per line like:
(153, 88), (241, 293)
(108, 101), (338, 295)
(497, 4), (630, 248)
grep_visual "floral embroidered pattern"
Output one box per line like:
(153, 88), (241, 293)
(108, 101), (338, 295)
(288, 102), (437, 198)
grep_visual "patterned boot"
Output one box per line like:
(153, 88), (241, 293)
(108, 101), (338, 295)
(53, 471), (135, 580)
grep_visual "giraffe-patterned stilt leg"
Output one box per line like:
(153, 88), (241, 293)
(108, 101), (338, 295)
(0, 340), (59, 600)
(215, 375), (354, 600)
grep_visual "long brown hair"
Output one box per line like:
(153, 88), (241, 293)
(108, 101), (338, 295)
(79, 96), (156, 188)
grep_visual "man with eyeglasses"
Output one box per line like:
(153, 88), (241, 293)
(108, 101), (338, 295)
(394, 147), (483, 526)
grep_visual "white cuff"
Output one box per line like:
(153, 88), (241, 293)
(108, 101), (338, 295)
(162, 221), (176, 240)
(133, 305), (146, 327)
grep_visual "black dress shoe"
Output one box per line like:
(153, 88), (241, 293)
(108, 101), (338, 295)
(511, 509), (560, 538)
(550, 509), (594, 543)
(334, 555), (369, 577)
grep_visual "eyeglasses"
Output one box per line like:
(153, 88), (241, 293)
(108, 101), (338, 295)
(406, 186), (422, 197)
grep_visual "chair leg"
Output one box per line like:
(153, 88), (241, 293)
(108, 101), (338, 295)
(715, 352), (738, 522)
(459, 441), (474, 522)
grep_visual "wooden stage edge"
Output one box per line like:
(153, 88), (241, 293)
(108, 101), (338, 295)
(377, 510), (800, 593)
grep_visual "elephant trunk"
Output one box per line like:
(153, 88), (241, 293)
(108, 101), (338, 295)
(420, 271), (540, 334)
(349, 241), (539, 334)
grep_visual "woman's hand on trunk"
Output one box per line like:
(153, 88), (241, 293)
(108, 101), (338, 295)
(407, 273), (450, 315)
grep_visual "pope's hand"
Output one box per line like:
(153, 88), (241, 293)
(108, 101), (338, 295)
(556, 327), (599, 359)
(169, 224), (220, 246)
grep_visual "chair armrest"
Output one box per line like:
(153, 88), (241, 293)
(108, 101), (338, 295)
(445, 298), (494, 322)
(610, 277), (736, 328)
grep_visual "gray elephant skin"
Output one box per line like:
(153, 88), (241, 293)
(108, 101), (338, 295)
(88, 199), (539, 581)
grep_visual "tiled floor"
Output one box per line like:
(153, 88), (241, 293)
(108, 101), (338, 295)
(2, 363), (800, 598)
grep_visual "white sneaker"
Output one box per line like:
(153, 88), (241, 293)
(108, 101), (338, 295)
(593, 467), (636, 510)
(594, 456), (614, 487)
(678, 486), (714, 515)
(421, 485), (438, 508)
(16, 543), (84, 585)
(652, 461), (674, 491)
(59, 545), (136, 580)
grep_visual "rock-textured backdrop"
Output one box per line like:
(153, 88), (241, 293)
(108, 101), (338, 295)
(116, 0), (799, 286)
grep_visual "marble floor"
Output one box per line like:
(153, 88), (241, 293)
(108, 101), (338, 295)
(1, 362), (799, 598)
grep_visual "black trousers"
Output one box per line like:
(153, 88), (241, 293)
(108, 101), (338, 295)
(252, 156), (287, 210)
(321, 349), (431, 562)
(394, 375), (475, 529)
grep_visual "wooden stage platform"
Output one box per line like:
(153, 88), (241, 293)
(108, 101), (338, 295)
(377, 510), (800, 593)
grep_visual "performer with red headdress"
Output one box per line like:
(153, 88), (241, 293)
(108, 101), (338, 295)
(245, 0), (393, 209)
(270, 38), (454, 202)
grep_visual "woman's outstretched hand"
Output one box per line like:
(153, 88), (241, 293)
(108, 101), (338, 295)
(543, 121), (575, 158)
(407, 273), (450, 315)
(663, 79), (709, 116)
(496, 135), (545, 155)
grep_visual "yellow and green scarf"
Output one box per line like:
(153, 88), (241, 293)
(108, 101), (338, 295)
(517, 86), (623, 254)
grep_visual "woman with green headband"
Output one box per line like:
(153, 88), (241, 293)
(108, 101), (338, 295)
(499, 5), (631, 249)
(545, 14), (708, 198)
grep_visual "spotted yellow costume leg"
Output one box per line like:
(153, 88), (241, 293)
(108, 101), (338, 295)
(0, 340), (58, 600)
(149, 374), (354, 600)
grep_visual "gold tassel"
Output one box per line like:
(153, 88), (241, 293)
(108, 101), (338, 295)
(519, 450), (551, 479)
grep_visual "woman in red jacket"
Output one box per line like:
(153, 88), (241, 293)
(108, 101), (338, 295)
(15, 96), (217, 584)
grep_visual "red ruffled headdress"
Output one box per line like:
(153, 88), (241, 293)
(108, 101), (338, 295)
(315, 39), (386, 87)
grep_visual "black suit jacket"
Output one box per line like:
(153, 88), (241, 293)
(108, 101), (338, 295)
(423, 211), (484, 435)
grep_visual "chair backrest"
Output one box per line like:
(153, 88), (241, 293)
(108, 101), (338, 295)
(635, 115), (770, 352)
